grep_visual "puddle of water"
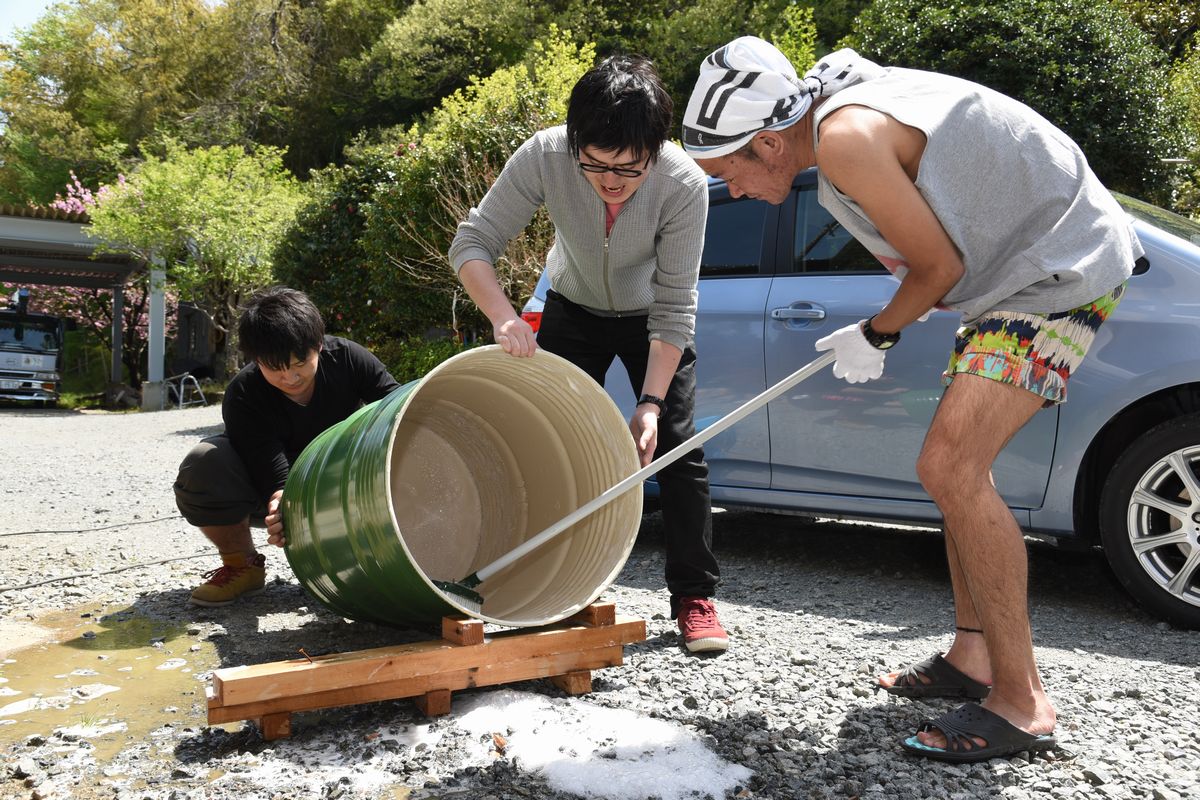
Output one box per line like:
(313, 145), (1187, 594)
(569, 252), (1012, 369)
(0, 604), (220, 763)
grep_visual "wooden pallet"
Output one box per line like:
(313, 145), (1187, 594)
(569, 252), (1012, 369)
(206, 602), (646, 740)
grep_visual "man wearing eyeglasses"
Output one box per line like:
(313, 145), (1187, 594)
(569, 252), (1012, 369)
(449, 55), (727, 654)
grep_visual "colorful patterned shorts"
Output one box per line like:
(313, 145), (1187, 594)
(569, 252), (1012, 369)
(942, 283), (1126, 405)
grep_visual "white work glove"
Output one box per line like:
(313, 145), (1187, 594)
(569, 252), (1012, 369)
(815, 321), (886, 384)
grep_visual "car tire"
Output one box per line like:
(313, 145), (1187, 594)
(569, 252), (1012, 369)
(1099, 414), (1200, 629)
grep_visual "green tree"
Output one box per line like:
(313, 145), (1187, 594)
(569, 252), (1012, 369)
(86, 141), (304, 376)
(1169, 43), (1200, 217)
(848, 0), (1190, 203)
(174, 0), (413, 177)
(1117, 0), (1198, 60)
(281, 0), (414, 175)
(602, 0), (791, 112)
(0, 0), (418, 199)
(559, 0), (820, 116)
(0, 0), (213, 203)
(356, 0), (542, 118)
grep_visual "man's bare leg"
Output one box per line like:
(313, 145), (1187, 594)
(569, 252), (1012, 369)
(913, 373), (1055, 746)
(877, 528), (992, 689)
(199, 519), (257, 558)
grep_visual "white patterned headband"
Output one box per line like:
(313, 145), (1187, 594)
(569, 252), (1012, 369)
(683, 37), (885, 158)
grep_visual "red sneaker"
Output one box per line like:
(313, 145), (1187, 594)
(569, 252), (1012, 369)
(677, 596), (729, 653)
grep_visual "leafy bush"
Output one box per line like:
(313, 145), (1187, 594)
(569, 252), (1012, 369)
(360, 27), (595, 340)
(807, 0), (871, 53)
(772, 4), (819, 74)
(848, 0), (1191, 204)
(372, 336), (481, 385)
(1117, 0), (1198, 60)
(272, 139), (447, 348)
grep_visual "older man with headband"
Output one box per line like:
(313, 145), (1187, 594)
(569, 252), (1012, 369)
(683, 37), (1141, 762)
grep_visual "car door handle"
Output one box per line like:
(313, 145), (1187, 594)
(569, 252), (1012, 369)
(771, 306), (826, 321)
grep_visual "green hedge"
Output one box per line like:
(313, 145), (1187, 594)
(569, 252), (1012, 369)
(374, 336), (482, 385)
(849, 0), (1190, 204)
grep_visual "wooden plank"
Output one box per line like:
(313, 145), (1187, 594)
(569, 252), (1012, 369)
(208, 644), (624, 724)
(212, 617), (645, 708)
(441, 616), (485, 646)
(568, 602), (616, 627)
(258, 712), (291, 740)
(549, 670), (592, 695)
(413, 688), (452, 717)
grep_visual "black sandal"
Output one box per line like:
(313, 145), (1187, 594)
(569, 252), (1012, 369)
(878, 653), (991, 700)
(900, 702), (1057, 763)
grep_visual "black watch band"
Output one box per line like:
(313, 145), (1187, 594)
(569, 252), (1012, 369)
(637, 393), (667, 416)
(862, 315), (901, 350)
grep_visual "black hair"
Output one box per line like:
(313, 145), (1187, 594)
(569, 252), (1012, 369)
(566, 55), (673, 163)
(237, 286), (325, 370)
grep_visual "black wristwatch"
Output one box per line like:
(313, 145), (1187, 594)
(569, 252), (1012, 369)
(637, 393), (667, 416)
(862, 315), (901, 350)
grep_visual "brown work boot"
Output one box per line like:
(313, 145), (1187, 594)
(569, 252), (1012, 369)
(189, 552), (267, 607)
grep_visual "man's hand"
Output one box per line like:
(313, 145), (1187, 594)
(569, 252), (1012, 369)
(815, 321), (886, 383)
(629, 407), (660, 467)
(265, 489), (286, 547)
(494, 316), (537, 358)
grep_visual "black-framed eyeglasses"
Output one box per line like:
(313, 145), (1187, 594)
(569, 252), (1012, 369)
(578, 156), (651, 178)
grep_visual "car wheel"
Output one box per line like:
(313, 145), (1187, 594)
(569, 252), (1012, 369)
(1099, 414), (1200, 629)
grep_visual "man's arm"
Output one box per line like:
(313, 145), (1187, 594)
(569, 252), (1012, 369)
(633, 167), (706, 464)
(449, 137), (547, 357)
(223, 387), (291, 546)
(459, 259), (537, 357)
(815, 106), (964, 334)
(629, 338), (682, 466)
(646, 173), (707, 353)
(222, 387), (289, 499)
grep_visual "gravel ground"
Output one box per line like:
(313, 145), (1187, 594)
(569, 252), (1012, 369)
(1, 404), (1198, 800)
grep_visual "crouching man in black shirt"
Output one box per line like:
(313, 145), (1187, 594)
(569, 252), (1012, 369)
(173, 286), (400, 606)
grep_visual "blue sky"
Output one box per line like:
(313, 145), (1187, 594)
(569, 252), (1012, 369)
(2, 0), (56, 44)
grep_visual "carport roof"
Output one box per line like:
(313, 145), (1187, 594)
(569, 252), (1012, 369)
(0, 204), (142, 290)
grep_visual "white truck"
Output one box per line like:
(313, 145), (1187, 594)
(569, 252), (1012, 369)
(0, 288), (69, 407)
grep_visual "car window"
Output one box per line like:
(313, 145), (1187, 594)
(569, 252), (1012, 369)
(700, 198), (768, 278)
(1114, 192), (1200, 248)
(791, 188), (883, 274)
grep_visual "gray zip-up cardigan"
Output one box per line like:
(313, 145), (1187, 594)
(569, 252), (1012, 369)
(449, 126), (709, 352)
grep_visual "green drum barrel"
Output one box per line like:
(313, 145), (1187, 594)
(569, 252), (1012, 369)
(281, 346), (643, 628)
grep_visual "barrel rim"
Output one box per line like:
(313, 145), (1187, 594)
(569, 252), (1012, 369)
(380, 345), (642, 626)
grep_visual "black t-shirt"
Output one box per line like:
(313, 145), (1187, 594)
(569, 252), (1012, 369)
(222, 335), (400, 499)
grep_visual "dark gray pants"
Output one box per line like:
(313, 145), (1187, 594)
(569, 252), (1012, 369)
(174, 435), (267, 528)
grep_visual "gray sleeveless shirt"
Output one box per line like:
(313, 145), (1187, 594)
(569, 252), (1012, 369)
(812, 68), (1141, 321)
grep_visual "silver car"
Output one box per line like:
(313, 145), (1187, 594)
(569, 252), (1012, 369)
(522, 170), (1200, 629)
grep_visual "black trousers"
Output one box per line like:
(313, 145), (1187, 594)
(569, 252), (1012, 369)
(538, 290), (719, 615)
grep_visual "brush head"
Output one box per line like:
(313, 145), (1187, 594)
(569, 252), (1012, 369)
(433, 577), (484, 616)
